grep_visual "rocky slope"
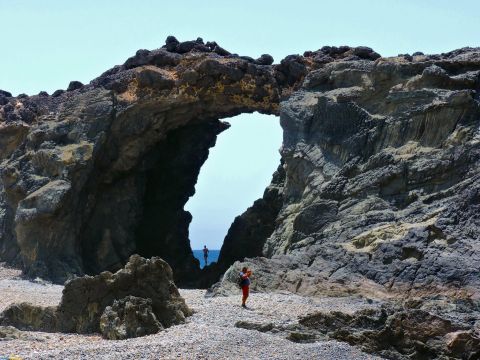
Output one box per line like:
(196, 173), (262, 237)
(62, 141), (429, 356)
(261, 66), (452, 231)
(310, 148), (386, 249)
(211, 48), (480, 358)
(1, 37), (479, 358)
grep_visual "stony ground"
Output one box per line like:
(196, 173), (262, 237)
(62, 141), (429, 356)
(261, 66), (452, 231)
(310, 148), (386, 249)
(0, 264), (381, 359)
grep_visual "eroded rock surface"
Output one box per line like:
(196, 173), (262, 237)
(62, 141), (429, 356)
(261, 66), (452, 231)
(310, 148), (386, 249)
(99, 296), (163, 340)
(1, 37), (480, 356)
(0, 255), (191, 336)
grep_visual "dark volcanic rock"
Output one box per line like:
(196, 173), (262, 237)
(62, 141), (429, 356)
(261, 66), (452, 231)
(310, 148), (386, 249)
(299, 305), (480, 359)
(0, 255), (191, 334)
(0, 38), (283, 285)
(1, 39), (480, 354)
(99, 296), (163, 340)
(255, 54), (274, 65)
(66, 81), (83, 91)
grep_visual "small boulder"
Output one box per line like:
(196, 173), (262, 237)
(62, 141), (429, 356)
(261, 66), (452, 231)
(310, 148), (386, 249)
(353, 46), (381, 60)
(176, 41), (196, 54)
(100, 296), (163, 340)
(0, 90), (12, 97)
(165, 35), (179, 52)
(213, 45), (231, 56)
(255, 54), (274, 65)
(51, 89), (65, 97)
(67, 81), (83, 91)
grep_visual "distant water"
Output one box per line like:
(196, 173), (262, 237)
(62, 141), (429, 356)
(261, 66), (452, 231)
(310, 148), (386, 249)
(193, 249), (220, 269)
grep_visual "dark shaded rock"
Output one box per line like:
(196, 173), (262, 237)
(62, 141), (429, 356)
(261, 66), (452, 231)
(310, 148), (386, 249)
(286, 331), (317, 343)
(51, 89), (64, 97)
(0, 325), (43, 341)
(0, 303), (58, 332)
(255, 54), (274, 65)
(67, 81), (83, 91)
(136, 68), (175, 90)
(352, 46), (381, 60)
(413, 51), (424, 56)
(275, 55), (308, 86)
(235, 321), (274, 332)
(150, 50), (181, 67)
(17, 93), (28, 99)
(176, 41), (196, 54)
(213, 45), (230, 56)
(0, 39), (282, 286)
(99, 296), (163, 340)
(1, 40), (480, 340)
(299, 306), (480, 360)
(0, 90), (12, 97)
(240, 56), (255, 63)
(123, 49), (151, 69)
(38, 91), (49, 97)
(57, 255), (191, 333)
(165, 35), (179, 52)
(0, 255), (191, 335)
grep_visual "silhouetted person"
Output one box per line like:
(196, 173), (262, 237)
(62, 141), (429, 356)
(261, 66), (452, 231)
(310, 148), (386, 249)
(203, 245), (209, 267)
(240, 267), (252, 308)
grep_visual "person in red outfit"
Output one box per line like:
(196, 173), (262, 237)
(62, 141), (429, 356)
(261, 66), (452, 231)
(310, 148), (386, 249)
(239, 267), (252, 308)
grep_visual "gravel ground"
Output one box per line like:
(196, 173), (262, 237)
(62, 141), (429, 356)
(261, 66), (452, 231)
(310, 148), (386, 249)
(0, 264), (382, 359)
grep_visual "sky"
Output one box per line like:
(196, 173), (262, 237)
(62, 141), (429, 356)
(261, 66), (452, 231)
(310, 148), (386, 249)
(1, 0), (479, 248)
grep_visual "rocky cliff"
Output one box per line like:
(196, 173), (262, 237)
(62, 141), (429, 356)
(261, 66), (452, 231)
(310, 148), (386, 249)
(0, 37), (479, 357)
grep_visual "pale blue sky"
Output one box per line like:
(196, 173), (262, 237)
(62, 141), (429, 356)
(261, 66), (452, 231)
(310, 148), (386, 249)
(1, 0), (479, 248)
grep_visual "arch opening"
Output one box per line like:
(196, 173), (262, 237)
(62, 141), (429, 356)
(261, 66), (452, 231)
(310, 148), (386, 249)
(185, 113), (283, 285)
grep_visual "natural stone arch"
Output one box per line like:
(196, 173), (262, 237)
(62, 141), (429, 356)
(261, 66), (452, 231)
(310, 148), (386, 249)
(2, 51), (286, 284)
(0, 37), (391, 285)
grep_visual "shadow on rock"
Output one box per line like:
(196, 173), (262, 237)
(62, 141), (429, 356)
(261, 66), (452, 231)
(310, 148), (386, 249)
(0, 255), (192, 339)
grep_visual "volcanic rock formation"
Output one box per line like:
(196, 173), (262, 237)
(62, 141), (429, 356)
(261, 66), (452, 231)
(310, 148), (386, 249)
(1, 36), (480, 357)
(0, 255), (191, 335)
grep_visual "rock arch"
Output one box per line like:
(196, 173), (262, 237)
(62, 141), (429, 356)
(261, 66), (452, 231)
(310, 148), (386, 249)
(0, 44), (287, 284)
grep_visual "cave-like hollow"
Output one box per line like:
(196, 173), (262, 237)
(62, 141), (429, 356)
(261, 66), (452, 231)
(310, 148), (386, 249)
(79, 111), (284, 288)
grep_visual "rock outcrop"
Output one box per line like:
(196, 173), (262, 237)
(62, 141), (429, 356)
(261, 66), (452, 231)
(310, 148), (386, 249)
(0, 37), (394, 285)
(99, 296), (163, 340)
(0, 255), (191, 336)
(1, 37), (480, 357)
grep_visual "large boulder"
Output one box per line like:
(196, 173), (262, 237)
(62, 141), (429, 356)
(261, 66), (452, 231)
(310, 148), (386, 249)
(0, 255), (191, 337)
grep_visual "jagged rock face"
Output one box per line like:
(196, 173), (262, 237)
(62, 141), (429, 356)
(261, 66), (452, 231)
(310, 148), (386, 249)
(215, 49), (480, 298)
(0, 38), (479, 306)
(0, 255), (191, 334)
(99, 296), (163, 340)
(209, 48), (480, 360)
(0, 39), (291, 284)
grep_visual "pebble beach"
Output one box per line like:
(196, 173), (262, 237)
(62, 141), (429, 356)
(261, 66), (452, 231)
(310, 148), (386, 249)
(0, 264), (381, 359)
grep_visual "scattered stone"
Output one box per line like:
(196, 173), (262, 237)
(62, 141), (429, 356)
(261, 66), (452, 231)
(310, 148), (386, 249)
(0, 90), (12, 97)
(235, 320), (274, 332)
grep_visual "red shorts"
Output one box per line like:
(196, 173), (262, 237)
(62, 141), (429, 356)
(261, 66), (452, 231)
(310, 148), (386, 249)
(242, 285), (249, 297)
